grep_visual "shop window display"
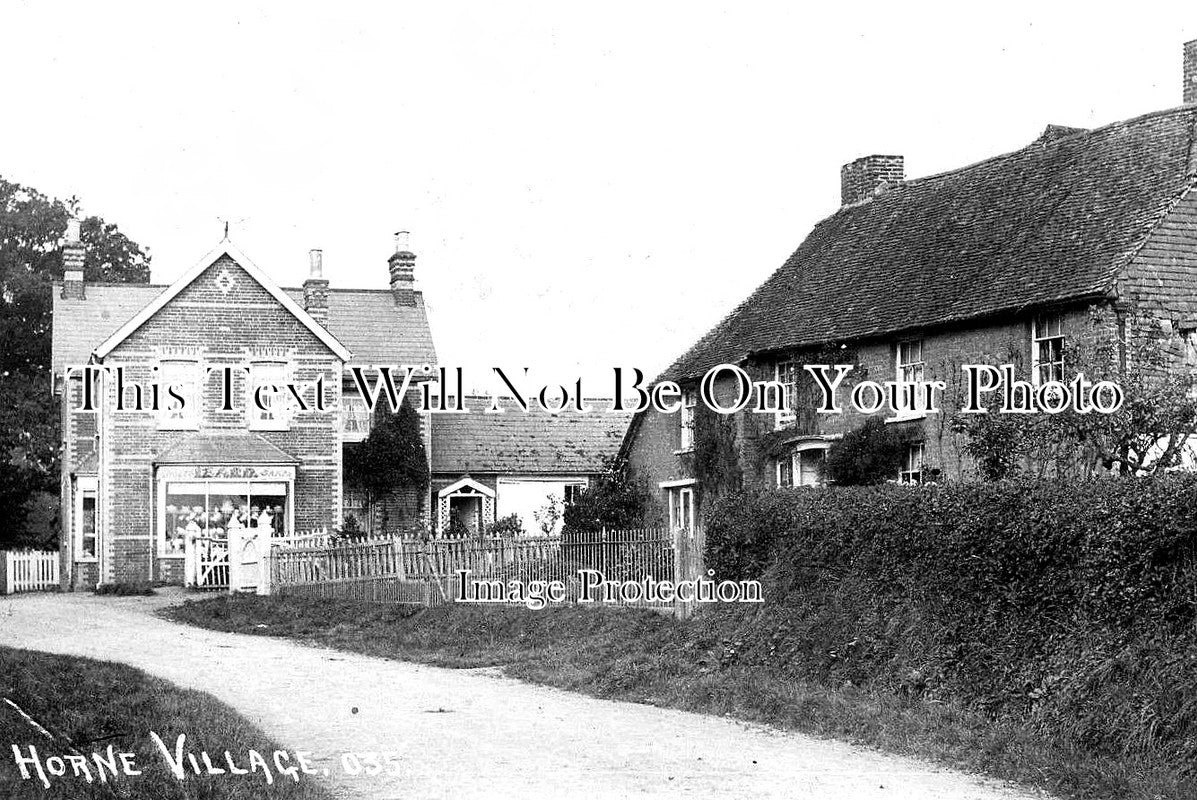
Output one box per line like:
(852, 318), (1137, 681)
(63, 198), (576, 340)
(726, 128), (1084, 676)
(163, 481), (287, 555)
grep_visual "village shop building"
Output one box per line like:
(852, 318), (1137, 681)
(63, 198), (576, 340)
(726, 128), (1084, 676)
(51, 228), (436, 589)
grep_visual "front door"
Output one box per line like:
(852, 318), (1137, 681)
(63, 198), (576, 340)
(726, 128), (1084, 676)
(449, 495), (483, 536)
(668, 486), (694, 536)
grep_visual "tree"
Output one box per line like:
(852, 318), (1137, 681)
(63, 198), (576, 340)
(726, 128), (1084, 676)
(344, 397), (430, 533)
(0, 372), (59, 544)
(825, 417), (907, 485)
(0, 176), (151, 546)
(952, 310), (1197, 479)
(562, 455), (649, 533)
(1, 177), (151, 376)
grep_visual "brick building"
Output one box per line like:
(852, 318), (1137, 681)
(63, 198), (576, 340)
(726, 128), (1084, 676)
(429, 398), (630, 536)
(51, 231), (435, 589)
(623, 41), (1197, 533)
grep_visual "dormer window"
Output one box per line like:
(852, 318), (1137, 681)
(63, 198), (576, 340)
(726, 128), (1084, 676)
(1032, 314), (1065, 384)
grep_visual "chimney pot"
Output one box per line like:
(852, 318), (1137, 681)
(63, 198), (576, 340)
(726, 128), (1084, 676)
(388, 230), (417, 306)
(1185, 39), (1197, 105)
(840, 154), (904, 207)
(303, 248), (329, 327)
(61, 215), (86, 300)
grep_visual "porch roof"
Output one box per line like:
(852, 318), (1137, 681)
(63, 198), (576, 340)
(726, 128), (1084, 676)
(154, 431), (298, 465)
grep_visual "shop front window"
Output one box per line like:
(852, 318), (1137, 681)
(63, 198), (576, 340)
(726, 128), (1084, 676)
(163, 481), (288, 556)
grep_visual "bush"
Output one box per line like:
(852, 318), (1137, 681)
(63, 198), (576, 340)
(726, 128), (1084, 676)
(703, 476), (1197, 768)
(487, 513), (525, 538)
(824, 417), (906, 485)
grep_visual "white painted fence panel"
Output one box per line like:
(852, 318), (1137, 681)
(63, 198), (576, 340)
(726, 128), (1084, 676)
(3, 550), (59, 594)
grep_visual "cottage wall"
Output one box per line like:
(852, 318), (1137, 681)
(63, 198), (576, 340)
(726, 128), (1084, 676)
(626, 307), (1118, 520)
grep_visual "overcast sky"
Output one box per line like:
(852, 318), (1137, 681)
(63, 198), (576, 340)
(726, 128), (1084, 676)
(4, 2), (1195, 394)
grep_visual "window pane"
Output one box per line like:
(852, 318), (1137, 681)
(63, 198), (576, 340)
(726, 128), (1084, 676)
(160, 362), (198, 425)
(81, 492), (97, 558)
(164, 488), (206, 555)
(251, 363), (287, 426)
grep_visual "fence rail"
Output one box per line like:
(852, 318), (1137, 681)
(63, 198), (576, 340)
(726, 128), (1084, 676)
(267, 528), (681, 610)
(2, 550), (59, 595)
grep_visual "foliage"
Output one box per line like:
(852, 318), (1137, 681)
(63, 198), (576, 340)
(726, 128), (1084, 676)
(951, 309), (1197, 479)
(0, 372), (60, 543)
(0, 176), (150, 545)
(533, 494), (562, 535)
(824, 417), (906, 485)
(692, 402), (742, 501)
(561, 455), (650, 533)
(0, 176), (150, 376)
(487, 513), (525, 538)
(703, 477), (1197, 781)
(343, 396), (430, 532)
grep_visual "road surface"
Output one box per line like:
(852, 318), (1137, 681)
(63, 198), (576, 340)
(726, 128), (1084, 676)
(0, 591), (1048, 799)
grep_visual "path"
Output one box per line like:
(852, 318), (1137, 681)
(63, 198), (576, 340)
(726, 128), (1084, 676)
(0, 591), (1048, 799)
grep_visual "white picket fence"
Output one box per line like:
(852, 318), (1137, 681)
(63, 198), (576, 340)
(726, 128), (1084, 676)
(2, 550), (60, 595)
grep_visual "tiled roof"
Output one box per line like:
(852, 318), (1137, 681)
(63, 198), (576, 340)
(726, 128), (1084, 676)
(281, 288), (437, 366)
(430, 398), (632, 475)
(51, 283), (167, 376)
(51, 283), (435, 376)
(663, 106), (1197, 382)
(155, 431), (298, 464)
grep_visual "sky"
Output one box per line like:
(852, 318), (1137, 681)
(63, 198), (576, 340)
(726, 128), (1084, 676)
(3, 2), (1195, 395)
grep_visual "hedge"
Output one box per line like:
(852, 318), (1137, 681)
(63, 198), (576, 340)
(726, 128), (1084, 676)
(703, 476), (1197, 768)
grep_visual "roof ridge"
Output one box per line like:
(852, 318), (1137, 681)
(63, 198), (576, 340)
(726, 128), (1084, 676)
(897, 104), (1197, 191)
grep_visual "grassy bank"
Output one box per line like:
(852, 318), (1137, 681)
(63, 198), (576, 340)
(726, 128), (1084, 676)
(0, 646), (333, 800)
(167, 594), (1194, 800)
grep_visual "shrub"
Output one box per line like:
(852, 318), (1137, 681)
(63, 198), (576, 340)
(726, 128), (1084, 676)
(701, 476), (1197, 767)
(824, 417), (906, 485)
(562, 456), (649, 533)
(487, 513), (525, 538)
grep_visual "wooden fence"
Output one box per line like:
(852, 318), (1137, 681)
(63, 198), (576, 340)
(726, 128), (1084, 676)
(2, 550), (60, 595)
(266, 528), (685, 610)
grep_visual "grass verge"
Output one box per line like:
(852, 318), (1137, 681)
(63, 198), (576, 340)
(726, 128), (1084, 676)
(166, 594), (1196, 800)
(0, 645), (333, 799)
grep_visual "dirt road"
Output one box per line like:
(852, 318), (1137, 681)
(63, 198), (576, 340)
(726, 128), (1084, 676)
(0, 591), (1048, 799)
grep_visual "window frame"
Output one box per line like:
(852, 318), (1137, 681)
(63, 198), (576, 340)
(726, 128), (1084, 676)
(776, 443), (829, 488)
(679, 388), (697, 451)
(248, 360), (290, 431)
(75, 477), (98, 562)
(157, 359), (201, 431)
(342, 392), (373, 441)
(894, 339), (926, 417)
(1031, 314), (1066, 385)
(668, 486), (694, 533)
(774, 360), (798, 429)
(899, 442), (925, 485)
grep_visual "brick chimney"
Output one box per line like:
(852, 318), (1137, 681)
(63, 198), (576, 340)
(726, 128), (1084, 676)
(840, 155), (904, 206)
(1185, 39), (1197, 105)
(388, 231), (417, 306)
(61, 217), (85, 300)
(303, 249), (329, 327)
